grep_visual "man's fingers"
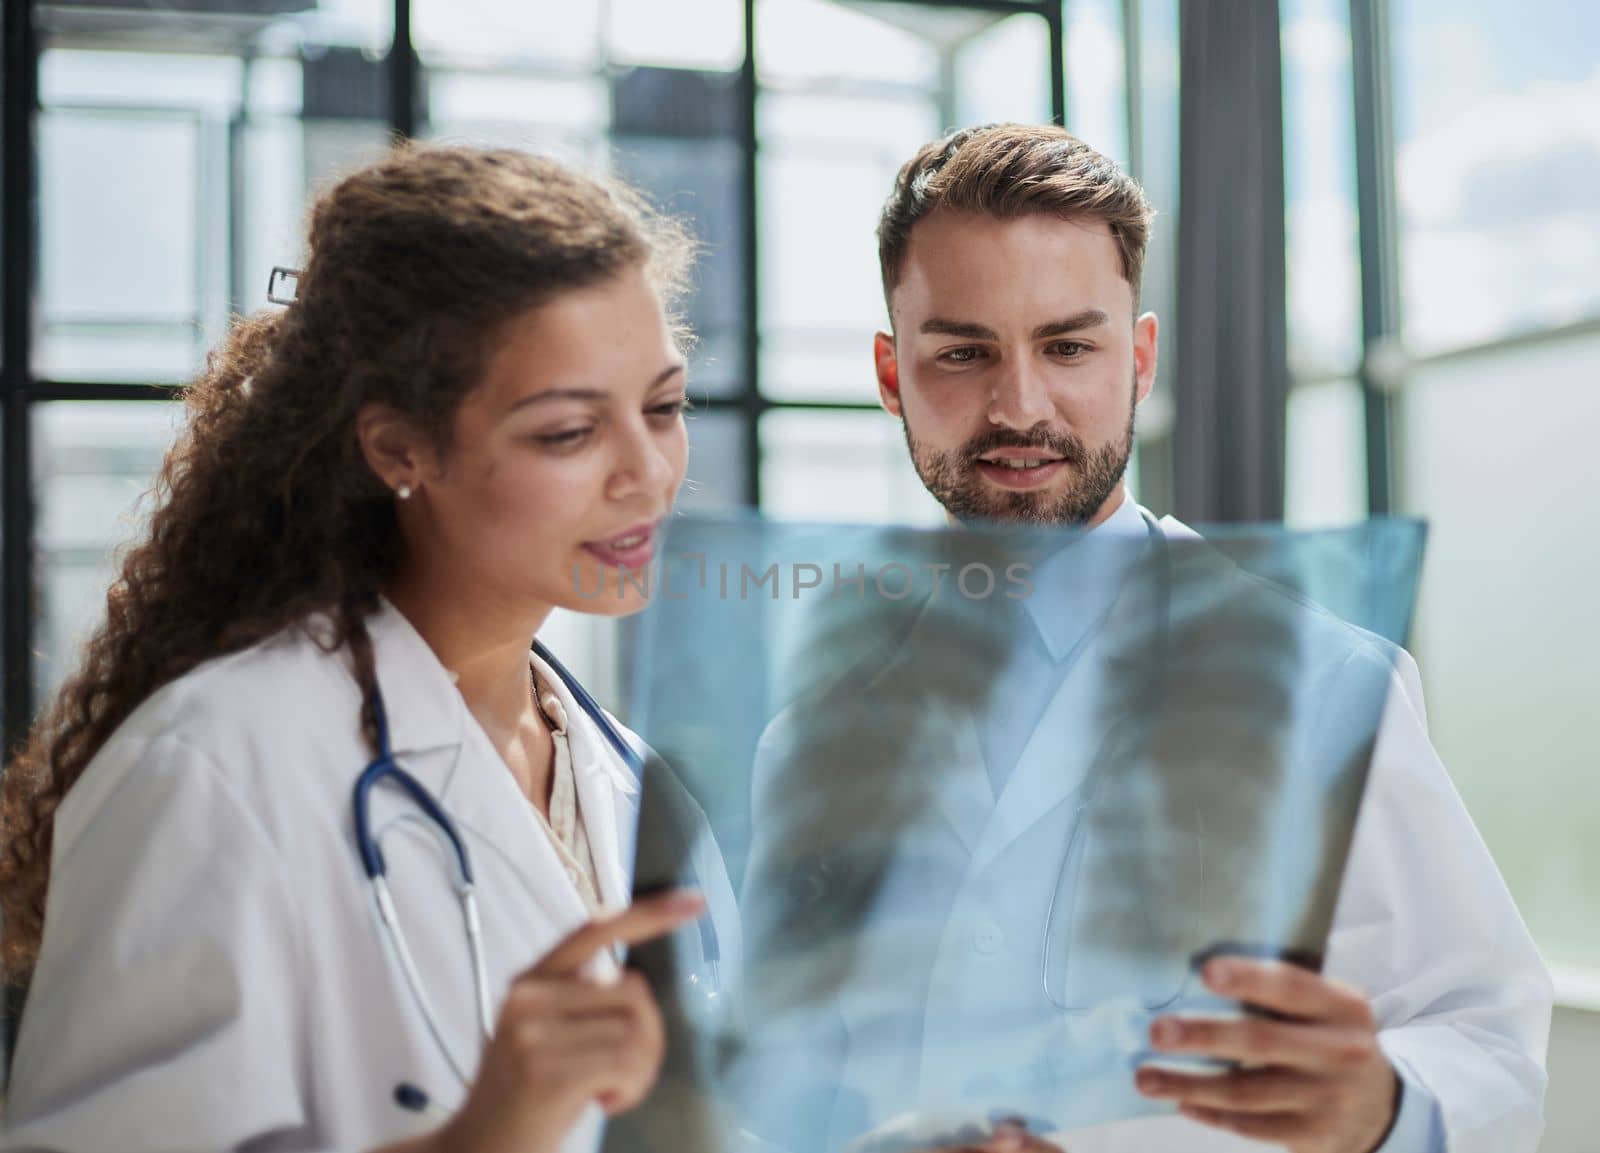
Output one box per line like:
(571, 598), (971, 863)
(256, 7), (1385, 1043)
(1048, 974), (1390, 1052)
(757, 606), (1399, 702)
(1136, 1066), (1326, 1113)
(1177, 1105), (1306, 1144)
(1200, 957), (1371, 1025)
(533, 890), (705, 976)
(1148, 1015), (1380, 1073)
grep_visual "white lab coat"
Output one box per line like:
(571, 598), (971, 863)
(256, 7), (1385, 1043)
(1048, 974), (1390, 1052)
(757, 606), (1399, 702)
(743, 511), (1551, 1153)
(1, 600), (739, 1153)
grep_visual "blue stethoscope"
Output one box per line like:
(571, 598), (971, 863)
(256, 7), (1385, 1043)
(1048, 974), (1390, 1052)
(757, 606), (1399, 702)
(352, 640), (709, 1101)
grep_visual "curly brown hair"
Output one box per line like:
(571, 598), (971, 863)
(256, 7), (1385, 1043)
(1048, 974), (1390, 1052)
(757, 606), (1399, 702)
(0, 143), (693, 977)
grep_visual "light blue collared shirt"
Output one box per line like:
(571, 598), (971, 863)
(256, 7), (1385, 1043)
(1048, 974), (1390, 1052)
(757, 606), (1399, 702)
(1380, 1054), (1446, 1153)
(976, 492), (1148, 798)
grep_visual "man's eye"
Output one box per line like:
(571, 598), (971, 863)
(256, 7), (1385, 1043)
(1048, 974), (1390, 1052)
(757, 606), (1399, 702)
(941, 347), (984, 364)
(1051, 341), (1089, 358)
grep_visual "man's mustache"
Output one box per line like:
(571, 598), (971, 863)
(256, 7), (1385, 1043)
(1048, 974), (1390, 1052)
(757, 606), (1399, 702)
(961, 428), (1085, 463)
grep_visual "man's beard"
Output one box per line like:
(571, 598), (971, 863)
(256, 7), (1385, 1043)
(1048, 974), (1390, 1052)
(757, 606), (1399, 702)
(902, 376), (1137, 526)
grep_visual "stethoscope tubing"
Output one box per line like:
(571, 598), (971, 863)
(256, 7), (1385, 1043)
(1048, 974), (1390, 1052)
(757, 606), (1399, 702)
(352, 639), (658, 1091)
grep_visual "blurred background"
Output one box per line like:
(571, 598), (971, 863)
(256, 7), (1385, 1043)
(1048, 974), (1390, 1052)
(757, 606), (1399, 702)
(0, 0), (1595, 1144)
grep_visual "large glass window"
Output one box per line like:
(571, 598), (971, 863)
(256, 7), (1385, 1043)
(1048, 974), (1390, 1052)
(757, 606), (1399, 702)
(1123, 0), (1178, 512)
(25, 0), (395, 709)
(1279, 0), (1365, 531)
(32, 402), (182, 700)
(1393, 0), (1600, 354)
(754, 0), (1056, 515)
(6, 0), (1080, 736)
(1064, 0), (1128, 171)
(1399, 331), (1600, 975)
(756, 0), (1053, 411)
(759, 409), (944, 525)
(37, 7), (395, 384)
(39, 58), (214, 382)
(1387, 1), (1600, 984)
(1281, 0), (1360, 380)
(1283, 378), (1365, 528)
(417, 0), (748, 405)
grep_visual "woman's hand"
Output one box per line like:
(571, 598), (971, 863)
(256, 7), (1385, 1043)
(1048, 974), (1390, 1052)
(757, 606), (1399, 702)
(427, 889), (706, 1153)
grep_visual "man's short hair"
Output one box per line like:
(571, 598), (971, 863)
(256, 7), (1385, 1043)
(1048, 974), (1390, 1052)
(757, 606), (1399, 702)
(877, 123), (1154, 310)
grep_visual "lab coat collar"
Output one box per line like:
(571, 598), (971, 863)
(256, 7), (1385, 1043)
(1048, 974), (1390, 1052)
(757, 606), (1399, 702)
(857, 594), (997, 855)
(855, 503), (1166, 858)
(861, 648), (992, 857)
(366, 596), (471, 759)
(975, 510), (1202, 867)
(365, 599), (636, 918)
(1018, 490), (1149, 663)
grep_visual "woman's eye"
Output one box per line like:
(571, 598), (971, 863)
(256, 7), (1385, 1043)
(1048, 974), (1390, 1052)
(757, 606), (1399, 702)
(535, 427), (593, 447)
(649, 397), (693, 418)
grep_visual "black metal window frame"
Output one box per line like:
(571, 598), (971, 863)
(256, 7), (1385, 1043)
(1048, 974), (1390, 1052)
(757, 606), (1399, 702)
(0, 0), (1070, 754)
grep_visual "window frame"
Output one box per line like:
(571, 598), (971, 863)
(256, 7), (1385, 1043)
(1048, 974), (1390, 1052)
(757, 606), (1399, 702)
(0, 0), (1077, 751)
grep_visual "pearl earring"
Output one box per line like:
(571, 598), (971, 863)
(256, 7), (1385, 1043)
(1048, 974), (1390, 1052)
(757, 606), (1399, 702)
(396, 484), (413, 501)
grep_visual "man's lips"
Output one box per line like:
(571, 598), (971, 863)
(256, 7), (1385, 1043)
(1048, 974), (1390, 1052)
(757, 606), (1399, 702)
(977, 449), (1066, 466)
(972, 448), (1070, 490)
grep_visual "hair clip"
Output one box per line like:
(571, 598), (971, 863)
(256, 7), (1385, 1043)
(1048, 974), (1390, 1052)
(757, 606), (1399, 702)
(267, 266), (302, 306)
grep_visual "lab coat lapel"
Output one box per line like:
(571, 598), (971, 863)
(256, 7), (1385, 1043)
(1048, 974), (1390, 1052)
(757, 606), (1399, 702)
(861, 601), (993, 858)
(971, 517), (1175, 874)
(440, 717), (592, 926)
(367, 598), (468, 770)
(532, 649), (639, 914)
(367, 602), (589, 925)
(970, 649), (1101, 873)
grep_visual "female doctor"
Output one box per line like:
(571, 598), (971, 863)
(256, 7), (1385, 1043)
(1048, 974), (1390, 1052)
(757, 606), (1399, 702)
(0, 145), (724, 1153)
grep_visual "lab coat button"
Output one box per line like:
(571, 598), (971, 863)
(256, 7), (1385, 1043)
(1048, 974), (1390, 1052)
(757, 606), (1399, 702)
(973, 921), (1003, 955)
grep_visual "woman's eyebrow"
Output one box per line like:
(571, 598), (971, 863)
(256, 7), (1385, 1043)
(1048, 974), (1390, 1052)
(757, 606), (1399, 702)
(504, 364), (686, 416)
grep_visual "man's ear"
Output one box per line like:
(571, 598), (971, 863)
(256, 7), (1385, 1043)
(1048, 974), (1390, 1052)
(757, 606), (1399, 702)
(356, 402), (428, 496)
(1133, 312), (1159, 405)
(874, 331), (902, 418)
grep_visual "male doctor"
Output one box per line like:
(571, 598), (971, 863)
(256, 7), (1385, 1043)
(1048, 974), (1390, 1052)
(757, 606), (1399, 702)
(746, 124), (1550, 1153)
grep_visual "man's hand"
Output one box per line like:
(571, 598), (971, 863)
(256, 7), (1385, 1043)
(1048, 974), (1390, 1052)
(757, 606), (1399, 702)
(1136, 957), (1401, 1153)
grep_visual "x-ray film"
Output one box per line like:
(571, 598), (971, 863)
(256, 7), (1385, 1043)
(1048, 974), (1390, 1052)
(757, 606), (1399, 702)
(604, 513), (1427, 1153)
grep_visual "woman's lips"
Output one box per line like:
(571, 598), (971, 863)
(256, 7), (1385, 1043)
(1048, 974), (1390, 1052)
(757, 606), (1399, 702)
(973, 457), (1068, 490)
(582, 523), (657, 570)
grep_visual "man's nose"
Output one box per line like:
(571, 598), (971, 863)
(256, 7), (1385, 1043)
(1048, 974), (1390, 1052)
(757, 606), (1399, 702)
(987, 356), (1055, 430)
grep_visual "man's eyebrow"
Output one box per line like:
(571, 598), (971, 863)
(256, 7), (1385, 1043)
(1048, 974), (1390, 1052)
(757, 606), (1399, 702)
(917, 311), (1112, 341)
(1032, 310), (1111, 339)
(919, 318), (999, 340)
(504, 364), (685, 414)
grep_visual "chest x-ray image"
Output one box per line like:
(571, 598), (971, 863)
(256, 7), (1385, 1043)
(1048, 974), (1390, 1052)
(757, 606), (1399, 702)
(606, 513), (1427, 1153)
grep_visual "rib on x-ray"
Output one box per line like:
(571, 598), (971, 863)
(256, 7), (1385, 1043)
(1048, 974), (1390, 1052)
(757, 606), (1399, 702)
(603, 513), (1427, 1153)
